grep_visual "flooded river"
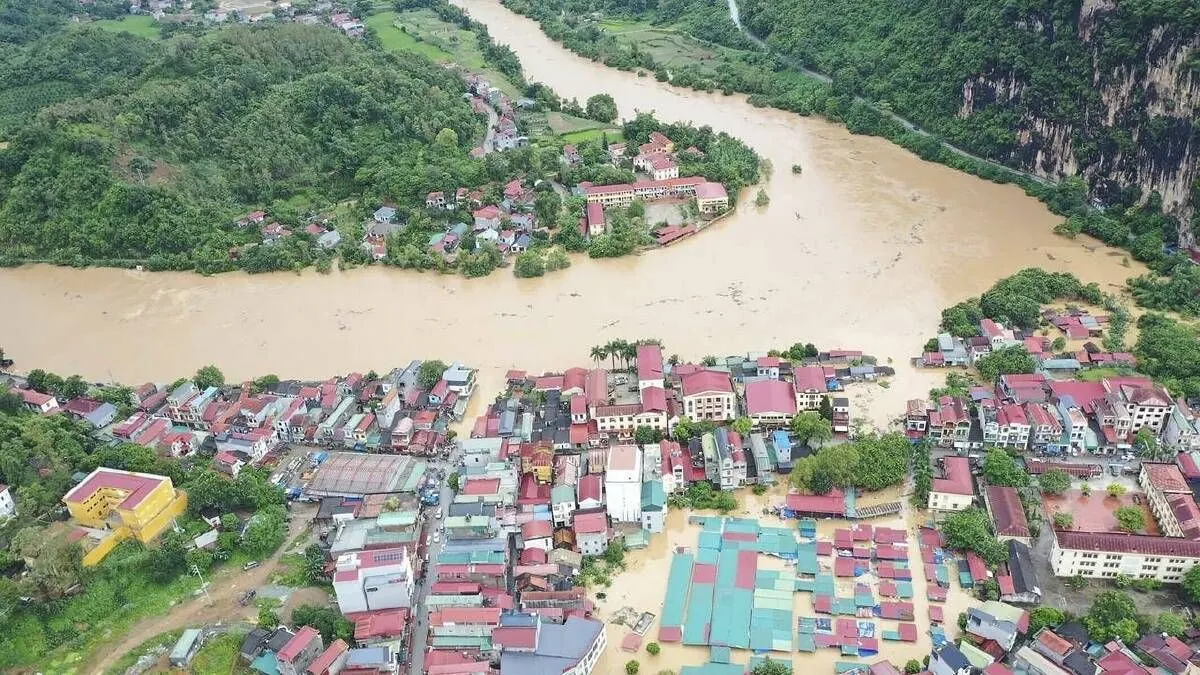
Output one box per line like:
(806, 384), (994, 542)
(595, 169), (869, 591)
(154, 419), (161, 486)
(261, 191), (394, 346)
(0, 0), (1143, 426)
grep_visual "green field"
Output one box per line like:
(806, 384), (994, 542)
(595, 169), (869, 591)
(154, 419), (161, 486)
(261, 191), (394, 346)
(192, 632), (249, 675)
(366, 10), (521, 96)
(89, 15), (161, 39)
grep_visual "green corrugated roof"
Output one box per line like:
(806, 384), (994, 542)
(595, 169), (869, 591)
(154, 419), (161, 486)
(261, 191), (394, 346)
(551, 484), (575, 504)
(377, 511), (417, 528)
(641, 480), (666, 510)
(960, 642), (995, 668)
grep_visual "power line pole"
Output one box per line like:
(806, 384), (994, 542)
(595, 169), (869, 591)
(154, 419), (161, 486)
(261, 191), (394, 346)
(190, 563), (212, 606)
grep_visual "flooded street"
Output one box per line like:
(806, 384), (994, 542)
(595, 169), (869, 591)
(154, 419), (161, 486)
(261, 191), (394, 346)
(0, 0), (1144, 427)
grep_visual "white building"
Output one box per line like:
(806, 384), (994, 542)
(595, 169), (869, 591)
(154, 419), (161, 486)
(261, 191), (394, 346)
(928, 456), (975, 511)
(0, 485), (14, 519)
(1049, 529), (1200, 583)
(605, 445), (643, 523)
(332, 548), (414, 614)
(680, 370), (735, 422)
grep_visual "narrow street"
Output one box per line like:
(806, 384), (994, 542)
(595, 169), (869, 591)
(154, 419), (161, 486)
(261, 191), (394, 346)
(407, 446), (460, 675)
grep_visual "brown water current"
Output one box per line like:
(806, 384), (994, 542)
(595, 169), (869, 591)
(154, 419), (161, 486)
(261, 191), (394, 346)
(0, 0), (1144, 428)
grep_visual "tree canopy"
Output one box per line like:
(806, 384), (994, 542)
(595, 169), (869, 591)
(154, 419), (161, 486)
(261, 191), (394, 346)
(982, 449), (1028, 488)
(0, 22), (484, 272)
(940, 506), (1006, 565)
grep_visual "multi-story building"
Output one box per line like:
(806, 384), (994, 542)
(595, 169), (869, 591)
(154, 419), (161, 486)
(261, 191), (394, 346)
(792, 366), (828, 410)
(680, 370), (735, 421)
(1140, 463), (1197, 538)
(62, 468), (188, 565)
(745, 379), (797, 428)
(636, 344), (665, 390)
(1024, 402), (1063, 449)
(332, 548), (414, 614)
(573, 509), (609, 555)
(551, 484), (576, 527)
(1105, 378), (1174, 434)
(928, 457), (974, 511)
(605, 445), (642, 523)
(927, 396), (971, 448)
(905, 399), (929, 436)
(641, 480), (667, 533)
(1049, 529), (1200, 583)
(0, 485), (14, 520)
(494, 613), (607, 675)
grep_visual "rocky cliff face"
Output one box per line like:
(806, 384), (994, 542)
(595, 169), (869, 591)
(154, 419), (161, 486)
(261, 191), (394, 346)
(959, 1), (1199, 239)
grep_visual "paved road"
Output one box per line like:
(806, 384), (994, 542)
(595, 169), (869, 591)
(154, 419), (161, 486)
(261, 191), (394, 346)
(724, 0), (1054, 188)
(408, 448), (460, 675)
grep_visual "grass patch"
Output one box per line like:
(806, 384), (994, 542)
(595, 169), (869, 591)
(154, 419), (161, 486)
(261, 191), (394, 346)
(1078, 366), (1137, 381)
(89, 15), (161, 39)
(37, 573), (204, 674)
(270, 553), (310, 586)
(192, 632), (247, 675)
(103, 629), (184, 675)
(560, 128), (623, 144)
(366, 9), (521, 97)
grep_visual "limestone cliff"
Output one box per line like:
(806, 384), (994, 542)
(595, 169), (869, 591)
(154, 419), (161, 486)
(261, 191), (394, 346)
(958, 1), (1200, 239)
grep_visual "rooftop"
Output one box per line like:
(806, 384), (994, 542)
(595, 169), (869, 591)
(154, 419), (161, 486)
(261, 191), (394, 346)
(277, 626), (320, 663)
(499, 616), (603, 675)
(986, 485), (1030, 538)
(637, 344), (665, 382)
(62, 468), (172, 510)
(932, 457), (973, 496)
(680, 370), (733, 396)
(746, 379), (797, 416)
(1143, 463), (1190, 494)
(306, 453), (425, 497)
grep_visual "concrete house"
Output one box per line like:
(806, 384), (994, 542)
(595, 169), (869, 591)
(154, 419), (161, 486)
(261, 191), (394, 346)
(605, 445), (642, 523)
(640, 480), (667, 533)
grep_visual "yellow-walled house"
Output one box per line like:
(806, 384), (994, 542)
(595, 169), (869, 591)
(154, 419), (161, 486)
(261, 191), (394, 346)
(62, 468), (187, 565)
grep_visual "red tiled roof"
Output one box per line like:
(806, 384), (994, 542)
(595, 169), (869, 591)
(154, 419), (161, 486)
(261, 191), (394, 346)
(307, 639), (349, 673)
(492, 626), (538, 650)
(785, 489), (845, 515)
(694, 182), (727, 200)
(641, 386), (668, 412)
(793, 366), (828, 393)
(63, 468), (170, 510)
(574, 510), (607, 534)
(578, 474), (602, 503)
(430, 607), (501, 626)
(1144, 463), (1190, 493)
(1037, 629), (1073, 656)
(746, 379), (797, 416)
(1178, 453), (1200, 480)
(521, 519), (552, 539)
(986, 486), (1030, 538)
(637, 344), (664, 382)
(932, 457), (973, 496)
(278, 626), (321, 662)
(680, 370), (732, 396)
(1055, 529), (1200, 557)
(563, 367), (587, 393)
(534, 375), (564, 391)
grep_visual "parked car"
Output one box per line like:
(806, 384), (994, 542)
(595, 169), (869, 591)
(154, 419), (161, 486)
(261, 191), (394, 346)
(433, 532), (441, 544)
(239, 589), (257, 606)
(243, 561), (260, 571)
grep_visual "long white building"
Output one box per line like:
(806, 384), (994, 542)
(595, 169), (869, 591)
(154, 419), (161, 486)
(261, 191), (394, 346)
(605, 444), (643, 523)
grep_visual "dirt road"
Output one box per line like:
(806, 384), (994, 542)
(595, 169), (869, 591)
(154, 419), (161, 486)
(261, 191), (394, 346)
(86, 503), (317, 675)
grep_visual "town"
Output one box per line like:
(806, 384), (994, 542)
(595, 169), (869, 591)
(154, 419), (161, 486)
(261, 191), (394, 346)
(7, 318), (1200, 675)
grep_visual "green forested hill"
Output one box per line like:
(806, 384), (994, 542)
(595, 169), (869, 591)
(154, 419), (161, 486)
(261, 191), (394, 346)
(0, 21), (482, 270)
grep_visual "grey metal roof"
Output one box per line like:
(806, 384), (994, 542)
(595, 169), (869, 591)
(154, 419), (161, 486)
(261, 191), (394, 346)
(937, 644), (971, 671)
(500, 616), (603, 675)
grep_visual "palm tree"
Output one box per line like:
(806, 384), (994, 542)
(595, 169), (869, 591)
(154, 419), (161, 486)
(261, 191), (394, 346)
(621, 342), (637, 370)
(590, 345), (607, 366)
(604, 340), (621, 370)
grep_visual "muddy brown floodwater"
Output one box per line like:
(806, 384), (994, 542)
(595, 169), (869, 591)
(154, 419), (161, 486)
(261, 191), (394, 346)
(0, 0), (1143, 426)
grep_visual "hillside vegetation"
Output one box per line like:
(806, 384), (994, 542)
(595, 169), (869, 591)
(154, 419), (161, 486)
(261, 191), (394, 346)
(0, 22), (481, 271)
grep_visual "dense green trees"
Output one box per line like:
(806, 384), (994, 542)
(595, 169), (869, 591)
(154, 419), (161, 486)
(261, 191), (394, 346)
(940, 507), (1006, 565)
(0, 23), (483, 271)
(1133, 313), (1200, 398)
(975, 346), (1036, 381)
(789, 433), (909, 494)
(585, 93), (619, 123)
(982, 449), (1029, 488)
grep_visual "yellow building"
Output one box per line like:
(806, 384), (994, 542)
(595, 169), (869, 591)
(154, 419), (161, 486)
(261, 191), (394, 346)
(62, 468), (187, 565)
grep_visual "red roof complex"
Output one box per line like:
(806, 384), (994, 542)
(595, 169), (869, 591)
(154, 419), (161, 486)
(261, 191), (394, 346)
(636, 344), (664, 383)
(583, 176), (705, 197)
(932, 457), (973, 496)
(1054, 529), (1200, 557)
(521, 519), (552, 540)
(430, 607), (502, 626)
(745, 380), (797, 416)
(1143, 463), (1190, 493)
(694, 182), (727, 200)
(680, 370), (732, 396)
(986, 486), (1030, 538)
(63, 468), (170, 510)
